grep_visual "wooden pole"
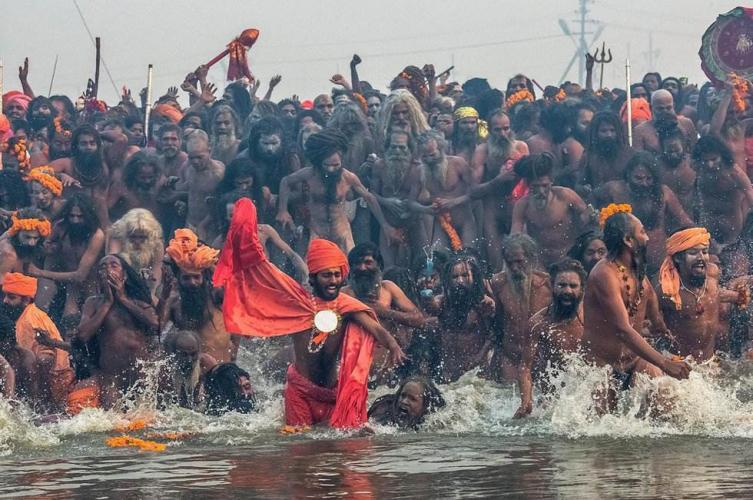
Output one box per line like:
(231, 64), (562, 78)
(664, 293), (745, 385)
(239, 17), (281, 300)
(94, 37), (101, 98)
(143, 64), (154, 147)
(626, 58), (633, 147)
(48, 55), (59, 96)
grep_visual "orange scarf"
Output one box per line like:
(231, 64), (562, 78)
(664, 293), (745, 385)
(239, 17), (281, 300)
(659, 228), (711, 310)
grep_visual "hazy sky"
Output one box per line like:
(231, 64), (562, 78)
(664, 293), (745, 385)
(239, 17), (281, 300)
(0, 0), (743, 105)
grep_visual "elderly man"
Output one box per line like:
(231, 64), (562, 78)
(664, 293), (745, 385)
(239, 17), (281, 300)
(209, 104), (242, 166)
(2, 273), (74, 411)
(215, 198), (406, 429)
(633, 89), (697, 155)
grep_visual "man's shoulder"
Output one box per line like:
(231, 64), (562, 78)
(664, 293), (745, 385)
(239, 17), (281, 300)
(490, 271), (508, 291)
(529, 306), (550, 331)
(531, 271), (551, 288)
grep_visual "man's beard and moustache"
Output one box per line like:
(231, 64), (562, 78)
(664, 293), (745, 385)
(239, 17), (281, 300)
(552, 291), (582, 320)
(74, 149), (104, 179)
(631, 240), (649, 283)
(661, 152), (685, 168)
(316, 165), (343, 204)
(426, 155), (449, 189)
(11, 237), (41, 261)
(443, 283), (479, 329)
(254, 143), (283, 164)
(595, 136), (619, 159)
(510, 267), (532, 300)
(213, 130), (237, 150)
(573, 126), (589, 146)
(67, 222), (92, 245)
(123, 240), (155, 272)
(29, 113), (53, 132)
(179, 283), (211, 328)
(49, 145), (70, 161)
(384, 149), (412, 194)
(628, 183), (660, 230)
(654, 112), (679, 137)
(351, 268), (382, 301)
(0, 302), (26, 322)
(487, 134), (513, 166)
(455, 128), (477, 150)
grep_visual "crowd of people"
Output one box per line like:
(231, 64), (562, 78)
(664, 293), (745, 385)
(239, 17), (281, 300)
(0, 49), (752, 430)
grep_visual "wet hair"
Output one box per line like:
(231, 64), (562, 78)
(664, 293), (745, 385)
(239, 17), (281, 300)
(246, 116), (285, 155)
(304, 128), (349, 168)
(378, 89), (430, 140)
(630, 83), (648, 96)
(510, 101), (540, 137)
(71, 124), (102, 156)
(123, 151), (162, 190)
(475, 89), (505, 121)
(383, 266), (421, 306)
(210, 104), (241, 137)
(224, 81), (253, 121)
(327, 101), (369, 135)
(417, 129), (448, 152)
(548, 258), (587, 288)
(399, 375), (445, 413)
(216, 158), (263, 201)
(204, 362), (256, 415)
(104, 253), (153, 305)
(57, 192), (99, 237)
(440, 255), (485, 327)
(249, 100), (280, 120)
(179, 111), (207, 131)
(623, 151), (663, 230)
(587, 111), (626, 150)
(157, 123), (182, 139)
(692, 135), (734, 168)
(49, 95), (76, 119)
(538, 102), (571, 143)
(567, 230), (604, 262)
(348, 242), (384, 270)
(643, 72), (663, 86)
(0, 170), (30, 209)
(514, 152), (554, 181)
(501, 233), (539, 264)
(602, 212), (635, 259)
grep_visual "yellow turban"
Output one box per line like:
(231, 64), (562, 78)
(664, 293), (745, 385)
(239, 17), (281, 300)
(659, 228), (711, 310)
(453, 107), (489, 140)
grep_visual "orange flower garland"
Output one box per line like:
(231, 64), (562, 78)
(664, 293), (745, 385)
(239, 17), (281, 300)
(53, 116), (72, 138)
(554, 89), (567, 102)
(438, 212), (462, 251)
(7, 213), (51, 237)
(598, 203), (632, 228)
(11, 138), (31, 172)
(505, 89), (535, 110)
(106, 436), (167, 452)
(26, 166), (63, 197)
(729, 73), (750, 113)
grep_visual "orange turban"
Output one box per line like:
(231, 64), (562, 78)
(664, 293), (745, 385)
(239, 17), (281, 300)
(2, 272), (37, 297)
(153, 103), (183, 124)
(26, 166), (63, 197)
(7, 213), (51, 238)
(307, 239), (349, 278)
(659, 228), (711, 310)
(2, 91), (32, 112)
(620, 98), (652, 124)
(166, 228), (219, 273)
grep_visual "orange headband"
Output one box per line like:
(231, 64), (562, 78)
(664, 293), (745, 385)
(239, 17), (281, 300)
(7, 214), (51, 238)
(26, 167), (63, 197)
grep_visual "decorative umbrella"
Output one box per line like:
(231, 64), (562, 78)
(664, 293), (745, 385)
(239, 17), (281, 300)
(700, 7), (753, 86)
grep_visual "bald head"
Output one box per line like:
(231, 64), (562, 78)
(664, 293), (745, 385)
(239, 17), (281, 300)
(651, 89), (675, 119)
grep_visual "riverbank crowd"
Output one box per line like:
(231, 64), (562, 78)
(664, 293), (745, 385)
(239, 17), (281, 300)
(0, 48), (752, 429)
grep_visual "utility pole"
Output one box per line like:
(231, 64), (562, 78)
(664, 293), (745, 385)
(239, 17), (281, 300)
(558, 0), (602, 85)
(642, 32), (660, 70)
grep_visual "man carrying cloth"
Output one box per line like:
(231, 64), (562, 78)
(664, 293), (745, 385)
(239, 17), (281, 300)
(2, 272), (74, 410)
(214, 198), (406, 428)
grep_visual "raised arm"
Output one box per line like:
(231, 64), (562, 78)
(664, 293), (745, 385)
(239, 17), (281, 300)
(276, 168), (310, 231)
(33, 230), (105, 284)
(350, 55), (362, 94)
(263, 75), (282, 101)
(709, 84), (732, 138)
(18, 58), (34, 98)
(350, 311), (407, 367)
(369, 281), (425, 328)
(0, 355), (15, 399)
(78, 295), (111, 343)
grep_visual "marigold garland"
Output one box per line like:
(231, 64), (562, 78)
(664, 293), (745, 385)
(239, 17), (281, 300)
(279, 425), (311, 434)
(105, 436), (166, 452)
(114, 419), (150, 433)
(7, 214), (51, 237)
(598, 203), (632, 228)
(505, 89), (534, 110)
(437, 212), (462, 251)
(25, 166), (63, 197)
(145, 431), (195, 441)
(729, 73), (750, 113)
(554, 89), (567, 102)
(10, 138), (31, 172)
(53, 116), (72, 138)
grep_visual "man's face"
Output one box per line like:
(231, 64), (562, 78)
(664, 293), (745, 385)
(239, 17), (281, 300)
(321, 152), (343, 176)
(213, 112), (234, 136)
(31, 182), (53, 210)
(127, 230), (148, 250)
(17, 230), (41, 249)
(699, 151), (723, 172)
(158, 131), (181, 158)
(457, 117), (478, 136)
(179, 270), (204, 289)
(628, 216), (650, 251)
(128, 123), (144, 143)
(355, 254), (380, 274)
(576, 109), (593, 137)
(508, 77), (528, 93)
(397, 381), (425, 426)
(583, 238), (606, 273)
(677, 244), (709, 284)
(5, 101), (26, 120)
(312, 268), (344, 301)
(433, 114), (454, 137)
(628, 165), (654, 196)
(233, 175), (254, 192)
(367, 97), (381, 118)
(552, 271), (583, 313)
(597, 122), (617, 143)
(183, 116), (203, 132)
(187, 142), (211, 170)
(135, 164), (157, 189)
(449, 262), (473, 290)
(68, 205), (85, 228)
(505, 247), (530, 279)
(258, 133), (282, 159)
(662, 80), (679, 97)
(632, 85), (649, 101)
(490, 114), (512, 139)
(280, 104), (297, 118)
(417, 270), (440, 295)
(386, 133), (411, 161)
(529, 176), (553, 208)
(661, 138), (685, 167)
(315, 96), (334, 119)
(390, 102), (410, 130)
(238, 375), (254, 399)
(1, 292), (29, 321)
(653, 95), (676, 120)
(419, 139), (443, 167)
(99, 255), (124, 283)
(643, 75), (660, 92)
(50, 133), (72, 159)
(76, 134), (98, 154)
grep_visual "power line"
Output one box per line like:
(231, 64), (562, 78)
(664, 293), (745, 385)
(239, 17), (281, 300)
(72, 0), (119, 96)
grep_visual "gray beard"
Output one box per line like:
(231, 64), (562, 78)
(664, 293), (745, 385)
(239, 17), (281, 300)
(426, 157), (449, 189)
(213, 133), (237, 150)
(510, 272), (531, 301)
(487, 135), (512, 167)
(172, 360), (201, 409)
(384, 157), (412, 195)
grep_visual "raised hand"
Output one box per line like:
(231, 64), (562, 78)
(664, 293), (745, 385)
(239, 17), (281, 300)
(18, 57), (29, 83)
(167, 86), (179, 98)
(195, 64), (209, 84)
(269, 74), (282, 88)
(586, 51), (596, 72)
(350, 54), (362, 67)
(200, 82), (217, 104)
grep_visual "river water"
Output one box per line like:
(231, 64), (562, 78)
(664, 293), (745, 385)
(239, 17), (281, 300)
(1, 352), (753, 498)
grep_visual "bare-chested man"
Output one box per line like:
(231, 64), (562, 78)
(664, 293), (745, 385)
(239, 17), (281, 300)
(209, 104), (242, 167)
(694, 135), (753, 245)
(376, 89), (430, 150)
(174, 130), (225, 238)
(579, 111), (634, 193)
(511, 153), (592, 267)
(50, 124), (111, 229)
(107, 151), (167, 221)
(592, 151), (693, 275)
(30, 194), (105, 318)
(163, 229), (238, 362)
(409, 130), (477, 248)
(517, 258), (587, 417)
(657, 227), (746, 362)
(342, 243), (424, 384)
(0, 208), (49, 286)
(78, 255), (159, 408)
(451, 107), (482, 164)
(582, 209), (690, 414)
(490, 234), (552, 384)
(155, 124), (187, 179)
(526, 103), (581, 184)
(429, 255), (496, 383)
(277, 129), (400, 253)
(107, 208), (164, 299)
(633, 89), (698, 155)
(27, 167), (64, 222)
(658, 128), (696, 215)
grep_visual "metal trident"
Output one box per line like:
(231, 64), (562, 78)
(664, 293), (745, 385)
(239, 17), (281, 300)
(594, 42), (613, 89)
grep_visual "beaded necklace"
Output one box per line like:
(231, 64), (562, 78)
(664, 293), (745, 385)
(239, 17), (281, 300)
(615, 262), (643, 317)
(679, 277), (707, 316)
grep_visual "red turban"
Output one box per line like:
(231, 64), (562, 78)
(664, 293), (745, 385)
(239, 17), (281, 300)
(153, 103), (183, 124)
(307, 239), (349, 279)
(2, 272), (37, 297)
(2, 91), (32, 112)
(300, 99), (314, 110)
(620, 98), (652, 124)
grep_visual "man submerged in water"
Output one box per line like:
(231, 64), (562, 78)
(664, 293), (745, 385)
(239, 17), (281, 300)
(368, 376), (445, 429)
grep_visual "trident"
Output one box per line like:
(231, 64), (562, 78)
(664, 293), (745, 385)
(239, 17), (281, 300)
(594, 42), (613, 89)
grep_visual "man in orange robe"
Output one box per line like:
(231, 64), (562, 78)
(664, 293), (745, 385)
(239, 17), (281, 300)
(214, 198), (406, 428)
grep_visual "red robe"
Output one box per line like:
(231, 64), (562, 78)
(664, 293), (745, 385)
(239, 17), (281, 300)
(213, 198), (375, 428)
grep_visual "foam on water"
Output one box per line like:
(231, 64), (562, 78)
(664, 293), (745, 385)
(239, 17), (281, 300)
(3, 347), (753, 455)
